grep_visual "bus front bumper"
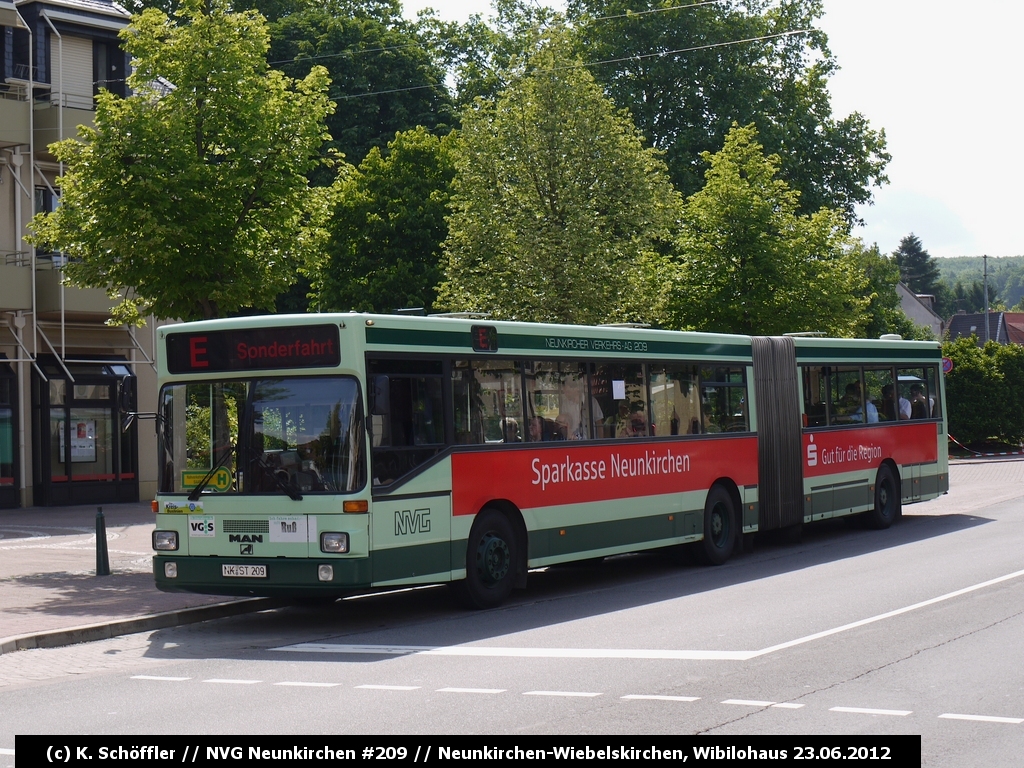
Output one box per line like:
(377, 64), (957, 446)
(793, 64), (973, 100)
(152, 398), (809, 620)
(154, 555), (372, 597)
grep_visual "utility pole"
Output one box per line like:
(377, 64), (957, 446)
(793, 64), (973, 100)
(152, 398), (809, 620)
(984, 254), (990, 344)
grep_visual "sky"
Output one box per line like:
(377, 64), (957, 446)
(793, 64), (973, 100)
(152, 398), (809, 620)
(401, 0), (1024, 258)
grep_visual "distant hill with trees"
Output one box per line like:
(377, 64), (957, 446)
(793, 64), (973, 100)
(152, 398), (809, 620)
(933, 255), (1024, 315)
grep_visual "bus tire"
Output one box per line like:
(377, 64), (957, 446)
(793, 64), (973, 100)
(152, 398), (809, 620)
(698, 485), (736, 565)
(452, 509), (518, 609)
(866, 464), (901, 530)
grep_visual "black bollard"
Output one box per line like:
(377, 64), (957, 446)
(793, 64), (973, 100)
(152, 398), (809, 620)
(96, 506), (111, 576)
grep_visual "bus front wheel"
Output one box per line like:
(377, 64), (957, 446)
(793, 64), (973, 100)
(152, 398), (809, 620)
(866, 464), (901, 529)
(698, 485), (736, 565)
(452, 509), (518, 609)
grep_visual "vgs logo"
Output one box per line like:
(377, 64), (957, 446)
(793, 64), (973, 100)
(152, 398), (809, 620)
(394, 508), (431, 536)
(188, 516), (215, 538)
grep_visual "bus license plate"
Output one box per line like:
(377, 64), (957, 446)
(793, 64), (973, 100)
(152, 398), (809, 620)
(222, 564), (267, 578)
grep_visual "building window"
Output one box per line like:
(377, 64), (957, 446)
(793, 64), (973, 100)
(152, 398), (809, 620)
(94, 40), (126, 98)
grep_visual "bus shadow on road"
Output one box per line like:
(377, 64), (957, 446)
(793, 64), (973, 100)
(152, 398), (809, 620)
(138, 508), (994, 663)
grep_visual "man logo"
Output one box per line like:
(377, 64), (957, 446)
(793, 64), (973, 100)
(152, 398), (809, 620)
(394, 508), (431, 536)
(240, 544), (253, 555)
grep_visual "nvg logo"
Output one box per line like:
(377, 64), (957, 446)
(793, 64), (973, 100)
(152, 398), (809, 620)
(394, 508), (431, 536)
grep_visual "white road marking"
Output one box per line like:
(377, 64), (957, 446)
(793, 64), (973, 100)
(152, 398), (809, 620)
(723, 699), (776, 707)
(202, 678), (262, 685)
(622, 694), (700, 702)
(272, 567), (1024, 662)
(771, 703), (805, 709)
(131, 675), (191, 681)
(0, 749), (14, 756)
(274, 681), (340, 688)
(437, 687), (506, 694)
(830, 707), (912, 717)
(524, 690), (602, 698)
(356, 684), (420, 691)
(271, 644), (754, 660)
(750, 567), (1024, 658)
(939, 713), (1024, 724)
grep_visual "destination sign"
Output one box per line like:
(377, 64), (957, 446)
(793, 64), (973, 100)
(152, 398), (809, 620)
(166, 325), (340, 373)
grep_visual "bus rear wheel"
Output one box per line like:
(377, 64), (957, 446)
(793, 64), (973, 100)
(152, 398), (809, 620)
(866, 464), (901, 529)
(451, 509), (518, 609)
(698, 485), (736, 565)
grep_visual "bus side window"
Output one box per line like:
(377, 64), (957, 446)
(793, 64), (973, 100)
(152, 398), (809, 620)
(591, 363), (648, 439)
(898, 367), (932, 420)
(801, 367), (828, 427)
(828, 367), (864, 425)
(366, 359), (444, 485)
(650, 364), (700, 436)
(524, 361), (589, 442)
(700, 366), (748, 433)
(451, 359), (524, 444)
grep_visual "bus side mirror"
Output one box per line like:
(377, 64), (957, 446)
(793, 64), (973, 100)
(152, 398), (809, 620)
(117, 375), (133, 414)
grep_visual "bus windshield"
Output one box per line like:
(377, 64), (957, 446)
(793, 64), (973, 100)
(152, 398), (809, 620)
(158, 376), (365, 495)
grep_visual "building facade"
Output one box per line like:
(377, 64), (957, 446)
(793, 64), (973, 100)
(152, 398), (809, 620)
(1, 0), (159, 508)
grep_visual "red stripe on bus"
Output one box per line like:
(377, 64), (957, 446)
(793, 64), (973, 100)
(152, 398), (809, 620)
(802, 422), (938, 478)
(452, 436), (759, 517)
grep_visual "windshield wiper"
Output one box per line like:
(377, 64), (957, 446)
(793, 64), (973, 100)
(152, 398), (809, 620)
(187, 444), (236, 501)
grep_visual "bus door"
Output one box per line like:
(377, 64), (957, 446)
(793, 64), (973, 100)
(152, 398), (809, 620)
(366, 360), (452, 586)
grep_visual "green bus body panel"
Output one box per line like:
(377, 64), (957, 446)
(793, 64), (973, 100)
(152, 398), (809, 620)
(369, 541), (453, 585)
(526, 510), (703, 561)
(364, 325), (751, 359)
(792, 336), (941, 364)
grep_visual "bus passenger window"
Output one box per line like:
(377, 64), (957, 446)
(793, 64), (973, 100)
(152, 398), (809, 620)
(699, 367), (748, 433)
(525, 361), (590, 441)
(828, 367), (864, 425)
(898, 367), (934, 419)
(650, 364), (700, 435)
(864, 367), (895, 422)
(591, 363), (647, 439)
(801, 367), (828, 427)
(451, 359), (523, 444)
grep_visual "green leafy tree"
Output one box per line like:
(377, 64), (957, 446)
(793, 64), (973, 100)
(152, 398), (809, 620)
(567, 0), (889, 222)
(852, 242), (934, 340)
(312, 127), (456, 313)
(668, 124), (867, 336)
(30, 0), (337, 323)
(436, 30), (682, 325)
(893, 233), (940, 296)
(423, 0), (563, 110)
(264, 0), (454, 169)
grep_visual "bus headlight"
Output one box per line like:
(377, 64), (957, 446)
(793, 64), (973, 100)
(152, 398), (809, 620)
(317, 564), (334, 582)
(153, 531), (178, 551)
(164, 562), (178, 579)
(320, 532), (349, 553)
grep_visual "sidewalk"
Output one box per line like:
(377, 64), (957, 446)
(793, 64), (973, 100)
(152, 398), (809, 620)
(0, 501), (270, 655)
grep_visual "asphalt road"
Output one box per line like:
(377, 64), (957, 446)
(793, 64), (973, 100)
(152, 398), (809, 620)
(1, 460), (1022, 766)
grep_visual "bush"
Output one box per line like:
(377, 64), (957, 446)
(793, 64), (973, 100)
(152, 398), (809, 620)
(942, 337), (1024, 444)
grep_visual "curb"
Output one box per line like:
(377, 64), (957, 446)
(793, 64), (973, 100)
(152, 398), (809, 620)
(0, 597), (282, 656)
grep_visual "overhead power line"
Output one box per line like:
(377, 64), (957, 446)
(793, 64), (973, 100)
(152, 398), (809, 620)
(326, 28), (811, 102)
